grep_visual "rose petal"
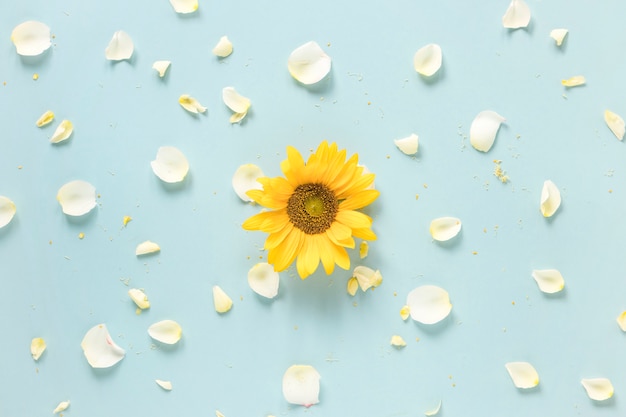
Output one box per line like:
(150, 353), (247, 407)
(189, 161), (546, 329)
(562, 76), (586, 87)
(11, 21), (51, 56)
(429, 217), (462, 241)
(394, 133), (419, 155)
(287, 41), (331, 85)
(213, 285), (233, 313)
(30, 337), (46, 360)
(248, 263), (279, 299)
(406, 285), (452, 324)
(282, 365), (321, 406)
(347, 277), (358, 296)
(470, 110), (506, 152)
(390, 335), (407, 347)
(352, 266), (383, 291)
(232, 164), (264, 202)
(151, 146), (189, 183)
(53, 401), (70, 414)
(581, 378), (614, 401)
(148, 320), (182, 344)
(50, 120), (73, 143)
(540, 180), (561, 217)
(604, 110), (625, 140)
(169, 0), (198, 13)
(532, 269), (565, 293)
(135, 240), (160, 256)
(616, 311), (626, 331)
(212, 36), (233, 58)
(505, 362), (539, 388)
(56, 180), (97, 216)
(152, 61), (171, 77)
(105, 30), (134, 61)
(156, 379), (173, 391)
(0, 196), (16, 228)
(80, 324), (125, 368)
(179, 94), (207, 113)
(36, 110), (54, 127)
(400, 305), (410, 321)
(502, 0), (531, 29)
(550, 28), (568, 46)
(128, 288), (150, 309)
(222, 87), (251, 123)
(413, 44), (442, 77)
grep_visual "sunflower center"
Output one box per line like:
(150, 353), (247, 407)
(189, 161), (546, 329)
(287, 183), (338, 235)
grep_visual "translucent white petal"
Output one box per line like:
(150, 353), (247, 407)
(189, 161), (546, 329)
(148, 320), (182, 344)
(135, 240), (161, 256)
(424, 400), (442, 416)
(229, 112), (247, 124)
(282, 365), (321, 406)
(616, 311), (626, 331)
(347, 277), (358, 296)
(562, 76), (586, 87)
(505, 362), (539, 389)
(128, 288), (150, 309)
(413, 44), (442, 77)
(156, 379), (173, 390)
(470, 110), (505, 152)
(287, 41), (331, 85)
(581, 378), (614, 401)
(216, 411), (225, 417)
(394, 134), (419, 155)
(105, 30), (134, 61)
(540, 180), (561, 217)
(502, 0), (531, 29)
(151, 146), (189, 183)
(50, 120), (73, 143)
(532, 269), (565, 294)
(10, 21), (51, 56)
(400, 305), (410, 321)
(169, 0), (198, 13)
(179, 94), (207, 113)
(212, 36), (233, 57)
(213, 285), (233, 313)
(56, 180), (96, 216)
(429, 217), (462, 241)
(30, 337), (46, 360)
(152, 61), (171, 77)
(53, 401), (70, 414)
(359, 241), (369, 259)
(223, 86), (251, 115)
(604, 110), (625, 140)
(36, 110), (54, 127)
(80, 324), (125, 368)
(232, 164), (264, 202)
(550, 28), (568, 46)
(352, 266), (383, 291)
(406, 285), (452, 324)
(390, 335), (407, 347)
(0, 196), (16, 228)
(248, 263), (279, 298)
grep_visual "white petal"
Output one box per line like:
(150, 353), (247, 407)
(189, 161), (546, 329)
(540, 180), (561, 217)
(128, 288), (150, 309)
(604, 110), (625, 140)
(80, 324), (125, 368)
(502, 0), (531, 29)
(151, 146), (189, 183)
(148, 320), (182, 344)
(152, 61), (171, 77)
(352, 266), (383, 291)
(390, 335), (407, 347)
(616, 311), (626, 331)
(222, 87), (251, 116)
(429, 217), (462, 241)
(156, 379), (173, 391)
(50, 120), (73, 143)
(216, 411), (226, 417)
(30, 337), (46, 360)
(0, 196), (16, 228)
(213, 285), (233, 313)
(53, 401), (70, 414)
(424, 400), (442, 416)
(56, 180), (97, 216)
(413, 44), (442, 77)
(282, 365), (321, 406)
(505, 362), (539, 389)
(248, 263), (279, 298)
(550, 28), (568, 46)
(36, 110), (55, 127)
(581, 378), (614, 401)
(212, 36), (233, 57)
(287, 41), (331, 85)
(347, 277), (358, 296)
(169, 0), (198, 13)
(394, 134), (419, 155)
(136, 240), (161, 256)
(105, 30), (134, 61)
(11, 21), (51, 56)
(179, 94), (207, 114)
(562, 75), (586, 87)
(532, 269), (565, 293)
(470, 110), (505, 152)
(232, 164), (264, 202)
(406, 285), (452, 324)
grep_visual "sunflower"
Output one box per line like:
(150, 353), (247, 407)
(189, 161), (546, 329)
(242, 141), (379, 279)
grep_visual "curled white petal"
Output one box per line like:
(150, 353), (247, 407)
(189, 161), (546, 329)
(532, 269), (565, 294)
(213, 285), (233, 313)
(179, 94), (207, 114)
(80, 324), (125, 368)
(390, 335), (407, 347)
(56, 180), (96, 216)
(470, 110), (505, 152)
(136, 240), (160, 256)
(0, 196), (16, 228)
(287, 41), (331, 85)
(502, 0), (531, 29)
(429, 217), (462, 242)
(424, 400), (442, 416)
(581, 378), (614, 401)
(212, 36), (233, 57)
(394, 134), (419, 155)
(550, 29), (568, 46)
(406, 285), (452, 324)
(11, 21), (51, 56)
(248, 263), (279, 298)
(30, 337), (46, 360)
(128, 288), (150, 309)
(156, 379), (173, 390)
(413, 44), (442, 77)
(50, 120), (73, 143)
(617, 311), (626, 331)
(282, 365), (321, 406)
(505, 362), (539, 388)
(148, 320), (182, 344)
(222, 87), (251, 123)
(352, 266), (383, 291)
(347, 277), (358, 296)
(53, 401), (70, 414)
(604, 110), (625, 140)
(169, 0), (198, 13)
(562, 76), (586, 87)
(232, 164), (264, 202)
(151, 146), (189, 183)
(36, 110), (55, 127)
(105, 30), (134, 61)
(540, 180), (561, 217)
(152, 61), (171, 77)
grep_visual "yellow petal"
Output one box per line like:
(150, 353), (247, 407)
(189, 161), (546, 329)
(128, 288), (150, 309)
(359, 241), (369, 259)
(616, 311), (626, 331)
(30, 337), (46, 361)
(400, 305), (410, 321)
(562, 75), (586, 87)
(347, 277), (358, 296)
(36, 110), (54, 127)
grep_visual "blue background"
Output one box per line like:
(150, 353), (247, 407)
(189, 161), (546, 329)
(2, 0), (626, 416)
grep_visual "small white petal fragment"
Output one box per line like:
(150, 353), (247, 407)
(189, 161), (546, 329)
(352, 266), (383, 291)
(148, 320), (182, 345)
(11, 21), (51, 56)
(400, 305), (410, 321)
(406, 285), (452, 324)
(30, 337), (46, 360)
(413, 44), (442, 77)
(151, 146), (189, 183)
(169, 0), (198, 13)
(425, 400), (442, 416)
(562, 76), (586, 87)
(429, 217), (462, 242)
(394, 134), (419, 155)
(179, 94), (207, 114)
(540, 180), (561, 217)
(505, 362), (539, 389)
(232, 164), (264, 202)
(550, 29), (568, 46)
(532, 269), (565, 294)
(53, 401), (70, 414)
(282, 365), (321, 407)
(0, 196), (16, 228)
(80, 324), (125, 368)
(470, 111), (506, 152)
(347, 277), (358, 296)
(152, 61), (171, 77)
(287, 41), (331, 85)
(128, 288), (150, 309)
(213, 285), (233, 313)
(581, 378), (614, 401)
(135, 240), (160, 256)
(604, 110), (625, 140)
(502, 0), (531, 29)
(215, 411), (225, 417)
(50, 120), (73, 143)
(248, 263), (279, 299)
(105, 30), (134, 61)
(36, 110), (55, 127)
(156, 379), (173, 391)
(56, 180), (96, 216)
(223, 87), (251, 123)
(212, 36), (233, 57)
(616, 311), (626, 331)
(390, 335), (407, 347)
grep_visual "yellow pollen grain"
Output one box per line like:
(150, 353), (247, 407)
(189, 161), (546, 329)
(78, 232), (85, 239)
(33, 73), (39, 80)
(123, 216), (132, 226)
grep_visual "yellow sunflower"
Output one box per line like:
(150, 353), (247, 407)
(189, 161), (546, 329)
(242, 141), (379, 279)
